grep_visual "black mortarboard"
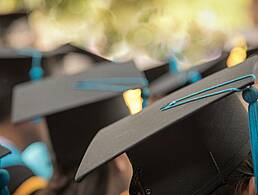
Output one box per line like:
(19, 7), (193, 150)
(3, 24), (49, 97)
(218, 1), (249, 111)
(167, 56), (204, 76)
(12, 62), (147, 173)
(0, 48), (33, 121)
(42, 44), (110, 76)
(143, 63), (169, 83)
(75, 56), (258, 194)
(42, 44), (104, 60)
(247, 48), (258, 58)
(149, 52), (229, 97)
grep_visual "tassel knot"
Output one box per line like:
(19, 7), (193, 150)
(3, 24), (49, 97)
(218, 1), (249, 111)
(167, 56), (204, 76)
(242, 87), (258, 104)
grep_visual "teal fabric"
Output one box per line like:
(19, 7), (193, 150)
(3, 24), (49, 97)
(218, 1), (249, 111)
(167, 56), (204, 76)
(22, 142), (53, 180)
(0, 139), (24, 168)
(169, 57), (180, 74)
(188, 70), (202, 83)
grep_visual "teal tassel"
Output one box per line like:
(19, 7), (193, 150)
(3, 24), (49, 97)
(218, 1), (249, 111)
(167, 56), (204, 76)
(169, 57), (179, 74)
(75, 77), (149, 109)
(188, 70), (202, 83)
(17, 48), (44, 81)
(30, 65), (44, 81)
(242, 87), (258, 192)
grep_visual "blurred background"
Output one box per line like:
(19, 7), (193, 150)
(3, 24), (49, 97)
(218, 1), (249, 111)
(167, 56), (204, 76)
(1, 0), (258, 69)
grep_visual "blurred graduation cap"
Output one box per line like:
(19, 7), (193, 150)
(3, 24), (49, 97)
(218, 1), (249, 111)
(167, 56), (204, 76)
(0, 48), (34, 121)
(42, 43), (109, 62)
(247, 48), (258, 58)
(42, 44), (110, 76)
(12, 62), (147, 173)
(75, 56), (258, 194)
(149, 52), (229, 97)
(143, 63), (169, 83)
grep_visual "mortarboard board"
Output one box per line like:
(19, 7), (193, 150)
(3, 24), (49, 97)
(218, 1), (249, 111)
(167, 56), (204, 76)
(247, 48), (258, 58)
(12, 62), (147, 173)
(0, 48), (34, 120)
(75, 56), (258, 194)
(149, 52), (229, 97)
(143, 63), (169, 84)
(58, 44), (110, 63)
(42, 44), (110, 76)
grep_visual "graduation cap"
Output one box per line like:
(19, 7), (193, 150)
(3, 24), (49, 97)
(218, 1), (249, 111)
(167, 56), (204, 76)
(42, 44), (101, 60)
(75, 56), (258, 194)
(42, 44), (110, 76)
(12, 62), (147, 173)
(149, 52), (229, 97)
(247, 48), (258, 58)
(143, 63), (169, 84)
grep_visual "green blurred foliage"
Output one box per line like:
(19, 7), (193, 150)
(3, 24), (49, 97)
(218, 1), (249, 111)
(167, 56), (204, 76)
(0, 0), (253, 63)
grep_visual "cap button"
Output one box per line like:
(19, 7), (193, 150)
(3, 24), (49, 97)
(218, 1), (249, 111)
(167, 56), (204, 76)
(145, 188), (152, 195)
(242, 87), (258, 104)
(30, 66), (44, 81)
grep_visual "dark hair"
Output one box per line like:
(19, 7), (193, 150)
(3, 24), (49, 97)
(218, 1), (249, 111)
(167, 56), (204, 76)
(37, 158), (132, 195)
(130, 153), (254, 195)
(36, 163), (109, 195)
(211, 153), (253, 195)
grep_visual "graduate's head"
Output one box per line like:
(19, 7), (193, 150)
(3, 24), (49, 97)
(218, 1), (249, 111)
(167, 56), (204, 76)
(75, 56), (258, 195)
(210, 153), (255, 195)
(0, 48), (50, 151)
(12, 61), (147, 174)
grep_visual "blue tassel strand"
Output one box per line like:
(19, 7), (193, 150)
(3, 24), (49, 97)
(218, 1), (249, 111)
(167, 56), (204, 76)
(188, 70), (202, 83)
(161, 74), (255, 111)
(75, 77), (149, 109)
(169, 57), (180, 74)
(242, 87), (258, 192)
